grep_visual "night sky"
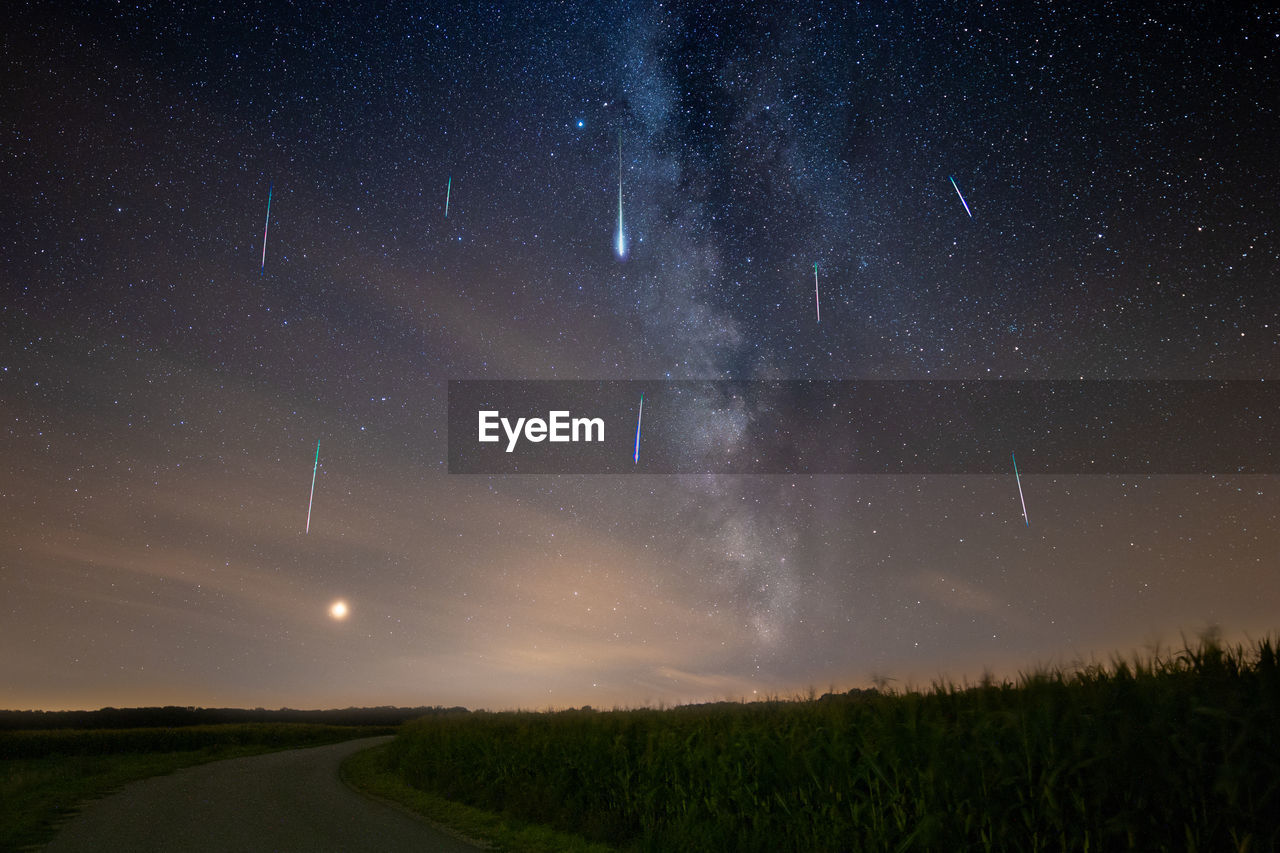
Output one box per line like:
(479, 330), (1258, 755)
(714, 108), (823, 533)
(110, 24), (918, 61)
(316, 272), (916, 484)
(3, 2), (1278, 712)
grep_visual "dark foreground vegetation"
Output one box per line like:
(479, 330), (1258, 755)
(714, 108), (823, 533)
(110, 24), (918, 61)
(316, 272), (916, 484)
(0, 704), (463, 731)
(380, 637), (1280, 852)
(0, 722), (392, 850)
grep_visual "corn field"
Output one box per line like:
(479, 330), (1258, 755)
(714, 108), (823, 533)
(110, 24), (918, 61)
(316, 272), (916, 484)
(387, 637), (1280, 851)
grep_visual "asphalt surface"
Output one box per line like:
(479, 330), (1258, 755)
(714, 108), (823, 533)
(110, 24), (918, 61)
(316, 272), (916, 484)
(43, 736), (482, 852)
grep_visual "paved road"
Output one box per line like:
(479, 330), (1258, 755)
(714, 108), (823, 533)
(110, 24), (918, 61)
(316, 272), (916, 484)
(44, 736), (482, 852)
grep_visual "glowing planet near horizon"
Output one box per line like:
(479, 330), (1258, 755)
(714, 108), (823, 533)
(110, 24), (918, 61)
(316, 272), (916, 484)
(329, 600), (348, 620)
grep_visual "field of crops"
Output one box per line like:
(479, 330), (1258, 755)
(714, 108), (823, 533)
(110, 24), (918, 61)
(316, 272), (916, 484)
(387, 637), (1280, 851)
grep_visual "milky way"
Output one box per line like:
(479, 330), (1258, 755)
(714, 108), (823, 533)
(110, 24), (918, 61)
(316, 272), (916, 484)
(1, 2), (1277, 711)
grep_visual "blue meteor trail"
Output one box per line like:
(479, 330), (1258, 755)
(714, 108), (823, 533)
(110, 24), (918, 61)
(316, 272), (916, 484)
(305, 439), (320, 534)
(1012, 451), (1029, 527)
(260, 182), (273, 274)
(949, 175), (973, 218)
(615, 133), (627, 258)
(633, 393), (644, 464)
(445, 175), (451, 217)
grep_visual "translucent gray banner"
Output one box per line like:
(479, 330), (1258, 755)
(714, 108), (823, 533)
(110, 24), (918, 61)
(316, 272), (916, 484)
(446, 380), (1277, 474)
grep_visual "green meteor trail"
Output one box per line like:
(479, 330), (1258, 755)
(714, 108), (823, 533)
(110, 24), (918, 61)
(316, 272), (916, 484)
(305, 439), (320, 534)
(814, 263), (820, 323)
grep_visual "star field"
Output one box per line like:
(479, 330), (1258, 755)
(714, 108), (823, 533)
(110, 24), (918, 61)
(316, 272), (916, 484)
(1, 2), (1278, 710)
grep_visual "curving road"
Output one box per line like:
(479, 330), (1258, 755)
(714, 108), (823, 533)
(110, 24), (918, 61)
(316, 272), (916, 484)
(44, 736), (481, 852)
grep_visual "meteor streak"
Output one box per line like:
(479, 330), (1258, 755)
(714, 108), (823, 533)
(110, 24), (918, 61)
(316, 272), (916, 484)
(633, 392), (644, 464)
(260, 182), (272, 274)
(445, 175), (451, 217)
(814, 263), (821, 323)
(1012, 451), (1029, 527)
(615, 133), (626, 258)
(949, 175), (973, 218)
(305, 439), (320, 534)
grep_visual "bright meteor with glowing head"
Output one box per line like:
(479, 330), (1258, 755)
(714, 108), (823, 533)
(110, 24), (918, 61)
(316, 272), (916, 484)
(615, 132), (626, 258)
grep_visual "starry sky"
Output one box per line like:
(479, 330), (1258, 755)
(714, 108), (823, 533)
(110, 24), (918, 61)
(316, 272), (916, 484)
(2, 2), (1278, 712)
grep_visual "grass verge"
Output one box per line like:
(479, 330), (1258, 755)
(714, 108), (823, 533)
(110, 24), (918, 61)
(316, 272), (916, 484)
(341, 741), (617, 853)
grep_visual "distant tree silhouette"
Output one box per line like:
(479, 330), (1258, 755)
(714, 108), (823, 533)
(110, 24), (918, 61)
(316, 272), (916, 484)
(0, 705), (471, 731)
